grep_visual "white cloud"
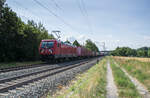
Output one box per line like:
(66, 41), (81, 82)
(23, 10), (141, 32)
(143, 36), (150, 40)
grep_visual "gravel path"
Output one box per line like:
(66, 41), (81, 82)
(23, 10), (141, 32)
(106, 61), (118, 98)
(114, 62), (150, 98)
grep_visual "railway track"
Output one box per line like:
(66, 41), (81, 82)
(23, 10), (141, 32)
(0, 58), (94, 73)
(0, 58), (95, 82)
(0, 57), (99, 94)
(0, 63), (47, 73)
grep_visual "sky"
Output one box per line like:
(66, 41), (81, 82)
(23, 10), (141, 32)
(6, 0), (150, 50)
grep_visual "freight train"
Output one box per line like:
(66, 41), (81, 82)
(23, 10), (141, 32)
(39, 39), (100, 62)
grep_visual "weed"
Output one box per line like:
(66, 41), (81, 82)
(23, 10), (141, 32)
(110, 58), (140, 98)
(113, 56), (150, 91)
(50, 58), (107, 98)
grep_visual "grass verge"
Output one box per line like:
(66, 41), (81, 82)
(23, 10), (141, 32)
(0, 61), (42, 69)
(113, 56), (150, 91)
(48, 58), (107, 98)
(109, 57), (140, 98)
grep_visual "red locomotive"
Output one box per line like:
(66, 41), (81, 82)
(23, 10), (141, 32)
(39, 39), (99, 61)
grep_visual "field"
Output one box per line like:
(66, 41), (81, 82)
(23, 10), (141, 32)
(113, 56), (150, 91)
(113, 56), (150, 62)
(109, 58), (140, 97)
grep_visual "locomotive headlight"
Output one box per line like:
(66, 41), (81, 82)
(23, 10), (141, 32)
(41, 49), (44, 53)
(49, 49), (52, 53)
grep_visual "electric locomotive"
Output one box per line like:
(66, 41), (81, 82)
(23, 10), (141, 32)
(39, 39), (77, 61)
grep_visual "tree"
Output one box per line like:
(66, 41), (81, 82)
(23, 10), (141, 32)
(148, 49), (150, 57)
(137, 50), (145, 57)
(110, 47), (137, 57)
(65, 40), (71, 44)
(125, 48), (137, 56)
(0, 6), (25, 61)
(21, 20), (55, 60)
(85, 39), (99, 52)
(137, 47), (148, 57)
(0, 0), (5, 6)
(73, 40), (80, 47)
(0, 4), (55, 62)
(0, 0), (6, 18)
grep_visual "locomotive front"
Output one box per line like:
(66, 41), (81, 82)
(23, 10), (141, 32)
(39, 40), (55, 61)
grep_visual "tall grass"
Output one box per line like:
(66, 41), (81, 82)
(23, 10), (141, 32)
(110, 58), (140, 98)
(114, 57), (150, 91)
(50, 58), (107, 98)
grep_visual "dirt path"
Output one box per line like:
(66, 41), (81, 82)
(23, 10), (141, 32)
(106, 61), (118, 98)
(114, 62), (150, 98)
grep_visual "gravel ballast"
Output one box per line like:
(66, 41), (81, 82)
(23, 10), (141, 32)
(0, 58), (99, 98)
(0, 59), (89, 82)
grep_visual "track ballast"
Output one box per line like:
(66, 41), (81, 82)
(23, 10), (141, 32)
(0, 57), (101, 97)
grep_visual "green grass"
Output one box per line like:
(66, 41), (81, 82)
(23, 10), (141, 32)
(0, 61), (42, 69)
(110, 58), (141, 98)
(48, 57), (107, 98)
(114, 57), (150, 91)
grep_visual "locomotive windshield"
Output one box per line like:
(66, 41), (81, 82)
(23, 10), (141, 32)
(41, 41), (54, 48)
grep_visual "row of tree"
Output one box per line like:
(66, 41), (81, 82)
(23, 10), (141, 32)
(66, 39), (99, 52)
(84, 39), (99, 52)
(110, 47), (150, 57)
(0, 1), (54, 62)
(0, 1), (99, 62)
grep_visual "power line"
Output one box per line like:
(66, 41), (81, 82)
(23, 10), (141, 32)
(80, 0), (88, 16)
(51, 0), (63, 11)
(12, 0), (42, 23)
(79, 0), (93, 34)
(11, 1), (31, 20)
(76, 0), (91, 33)
(33, 0), (76, 32)
(36, 0), (64, 32)
(18, 14), (31, 21)
(76, 0), (85, 17)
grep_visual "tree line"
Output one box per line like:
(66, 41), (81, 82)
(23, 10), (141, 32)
(0, 1), (54, 62)
(110, 47), (150, 57)
(73, 39), (99, 52)
(0, 1), (99, 62)
(66, 39), (99, 52)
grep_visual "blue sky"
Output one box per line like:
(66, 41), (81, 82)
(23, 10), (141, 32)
(6, 0), (150, 50)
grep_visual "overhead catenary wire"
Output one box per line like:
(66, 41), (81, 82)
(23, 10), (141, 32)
(14, 0), (66, 32)
(80, 0), (88, 17)
(78, 0), (93, 34)
(12, 0), (43, 23)
(12, 0), (73, 33)
(76, 0), (85, 17)
(50, 0), (63, 11)
(81, 0), (93, 34)
(19, 15), (31, 21)
(76, 0), (90, 32)
(11, 1), (31, 21)
(33, 0), (77, 32)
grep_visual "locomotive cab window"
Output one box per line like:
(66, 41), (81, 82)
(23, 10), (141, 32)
(41, 42), (47, 48)
(47, 42), (54, 48)
(41, 41), (54, 48)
